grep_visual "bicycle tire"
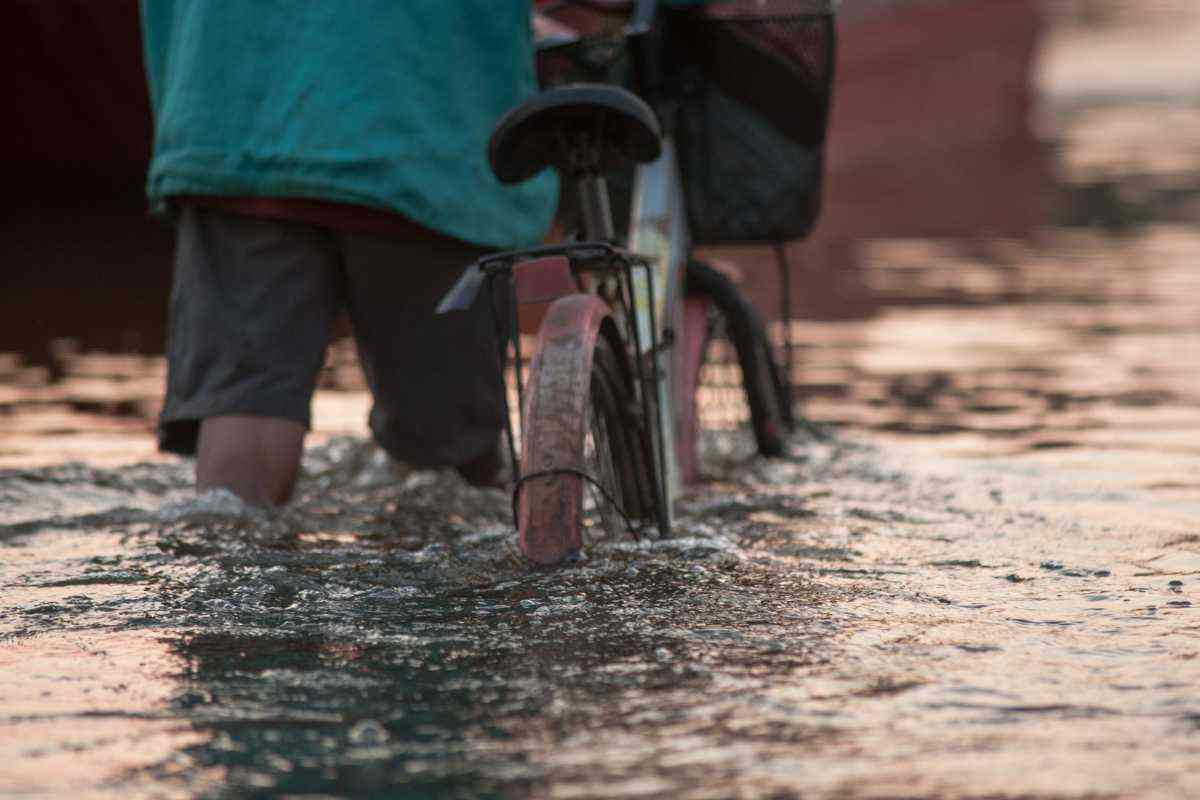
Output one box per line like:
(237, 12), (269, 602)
(518, 296), (654, 565)
(684, 259), (792, 462)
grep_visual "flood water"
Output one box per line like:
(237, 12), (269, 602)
(5, 6), (1200, 799)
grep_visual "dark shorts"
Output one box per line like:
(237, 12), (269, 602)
(160, 205), (504, 468)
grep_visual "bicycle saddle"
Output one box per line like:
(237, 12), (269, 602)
(488, 83), (662, 184)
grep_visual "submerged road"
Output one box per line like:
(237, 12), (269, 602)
(2, 413), (1199, 798)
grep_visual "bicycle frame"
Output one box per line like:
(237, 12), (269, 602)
(569, 0), (691, 525)
(438, 0), (690, 541)
(624, 137), (690, 527)
(571, 131), (690, 533)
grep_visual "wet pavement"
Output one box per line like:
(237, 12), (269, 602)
(5, 7), (1200, 799)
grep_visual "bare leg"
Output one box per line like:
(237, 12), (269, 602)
(196, 415), (306, 506)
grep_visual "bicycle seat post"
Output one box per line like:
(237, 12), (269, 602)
(560, 124), (617, 242)
(577, 174), (615, 243)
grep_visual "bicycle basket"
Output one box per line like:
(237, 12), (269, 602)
(664, 0), (837, 244)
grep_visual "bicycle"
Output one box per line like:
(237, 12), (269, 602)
(440, 0), (836, 564)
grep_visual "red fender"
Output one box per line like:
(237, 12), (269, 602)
(518, 294), (613, 565)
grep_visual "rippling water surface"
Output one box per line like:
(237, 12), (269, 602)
(5, 7), (1200, 799)
(4, 428), (1199, 798)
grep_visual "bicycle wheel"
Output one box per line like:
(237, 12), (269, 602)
(518, 295), (655, 565)
(681, 259), (792, 478)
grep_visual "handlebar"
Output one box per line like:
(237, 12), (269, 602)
(534, 0), (658, 42)
(626, 0), (658, 37)
(534, 0), (662, 108)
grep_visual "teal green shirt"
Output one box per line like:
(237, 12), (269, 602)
(140, 1), (557, 248)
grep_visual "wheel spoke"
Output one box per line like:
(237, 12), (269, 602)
(583, 390), (624, 540)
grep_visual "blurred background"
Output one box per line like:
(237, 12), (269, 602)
(2, 0), (1198, 471)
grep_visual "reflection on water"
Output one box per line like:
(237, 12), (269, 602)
(5, 3), (1200, 798)
(166, 632), (504, 798)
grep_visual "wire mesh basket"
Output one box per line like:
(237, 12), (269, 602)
(535, 0), (836, 246)
(664, 0), (837, 244)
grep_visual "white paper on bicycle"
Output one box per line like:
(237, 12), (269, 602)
(628, 138), (690, 512)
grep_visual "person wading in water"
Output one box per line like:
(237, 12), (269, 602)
(141, 2), (557, 505)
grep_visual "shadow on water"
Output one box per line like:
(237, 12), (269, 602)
(159, 568), (716, 797)
(164, 631), (508, 799)
(155, 561), (703, 798)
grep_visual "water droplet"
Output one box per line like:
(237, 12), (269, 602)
(347, 719), (390, 746)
